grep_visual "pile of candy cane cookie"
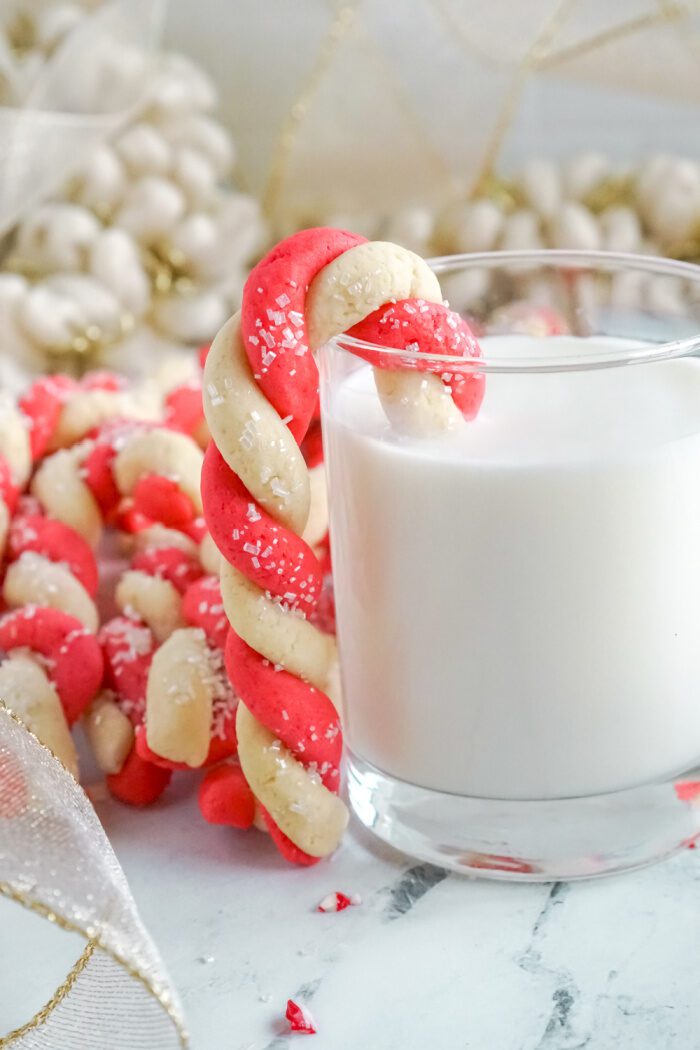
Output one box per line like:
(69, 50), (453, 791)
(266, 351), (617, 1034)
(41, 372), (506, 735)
(0, 227), (487, 866)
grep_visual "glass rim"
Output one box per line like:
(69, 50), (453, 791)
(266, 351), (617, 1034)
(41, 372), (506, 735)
(328, 249), (700, 374)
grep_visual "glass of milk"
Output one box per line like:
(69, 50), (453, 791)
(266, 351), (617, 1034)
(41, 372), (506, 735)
(320, 250), (700, 880)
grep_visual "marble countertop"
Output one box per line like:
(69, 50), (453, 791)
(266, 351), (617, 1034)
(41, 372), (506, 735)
(4, 776), (698, 1049)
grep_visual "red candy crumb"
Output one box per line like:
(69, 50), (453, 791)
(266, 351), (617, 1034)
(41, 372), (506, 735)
(317, 892), (360, 913)
(285, 1000), (316, 1035)
(675, 781), (700, 803)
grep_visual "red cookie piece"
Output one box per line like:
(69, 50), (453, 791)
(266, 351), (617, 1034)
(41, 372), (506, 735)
(263, 808), (318, 867)
(348, 299), (485, 421)
(202, 444), (321, 610)
(132, 546), (202, 594)
(241, 227), (366, 444)
(225, 631), (342, 790)
(198, 763), (256, 828)
(19, 375), (77, 460)
(164, 382), (204, 438)
(301, 420), (324, 470)
(8, 515), (99, 597)
(100, 617), (155, 725)
(0, 607), (103, 723)
(0, 457), (19, 514)
(183, 576), (229, 650)
(106, 745), (172, 806)
(81, 437), (121, 518)
(132, 474), (196, 530)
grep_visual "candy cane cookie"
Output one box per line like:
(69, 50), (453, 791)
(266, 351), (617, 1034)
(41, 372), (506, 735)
(31, 418), (205, 547)
(201, 227), (483, 865)
(0, 393), (32, 558)
(0, 507), (105, 776)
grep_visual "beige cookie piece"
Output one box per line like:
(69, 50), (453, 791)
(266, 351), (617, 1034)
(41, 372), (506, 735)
(4, 551), (99, 631)
(116, 570), (185, 643)
(203, 313), (310, 535)
(133, 524), (199, 557)
(32, 446), (103, 546)
(146, 627), (214, 767)
(306, 241), (442, 349)
(199, 532), (221, 575)
(83, 693), (134, 775)
(236, 702), (348, 858)
(220, 562), (335, 690)
(0, 654), (78, 777)
(0, 395), (31, 486)
(113, 427), (204, 513)
(374, 369), (462, 436)
(302, 463), (329, 550)
(48, 389), (126, 451)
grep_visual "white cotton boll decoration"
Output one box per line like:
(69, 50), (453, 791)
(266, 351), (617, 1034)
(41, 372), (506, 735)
(643, 159), (700, 242)
(18, 284), (87, 348)
(45, 274), (122, 332)
(609, 269), (646, 311)
(168, 213), (227, 280)
(158, 114), (234, 177)
(383, 208), (434, 256)
(115, 123), (172, 177)
(89, 229), (150, 316)
(518, 159), (562, 220)
(440, 267), (491, 312)
(73, 145), (127, 213)
(549, 203), (601, 250)
(171, 147), (217, 208)
(35, 3), (83, 50)
(148, 54), (218, 116)
(635, 154), (674, 219)
(115, 176), (186, 244)
(16, 203), (101, 273)
(562, 152), (610, 201)
(645, 275), (686, 316)
(499, 209), (543, 252)
(219, 193), (268, 268)
(448, 199), (504, 253)
(151, 290), (228, 343)
(599, 206), (642, 253)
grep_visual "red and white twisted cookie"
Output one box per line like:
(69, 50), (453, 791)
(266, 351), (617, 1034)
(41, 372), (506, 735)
(31, 417), (205, 549)
(0, 506), (104, 777)
(0, 395), (32, 558)
(201, 228), (483, 865)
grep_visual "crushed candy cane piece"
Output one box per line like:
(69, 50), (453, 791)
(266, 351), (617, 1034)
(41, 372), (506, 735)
(286, 999), (316, 1035)
(316, 892), (361, 913)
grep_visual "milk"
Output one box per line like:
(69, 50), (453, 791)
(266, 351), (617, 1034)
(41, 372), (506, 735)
(323, 336), (700, 800)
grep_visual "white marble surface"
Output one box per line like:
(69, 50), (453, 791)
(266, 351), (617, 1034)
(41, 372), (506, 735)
(3, 775), (699, 1049)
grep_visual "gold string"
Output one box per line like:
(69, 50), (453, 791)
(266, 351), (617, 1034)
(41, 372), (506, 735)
(261, 2), (358, 224)
(0, 942), (97, 1048)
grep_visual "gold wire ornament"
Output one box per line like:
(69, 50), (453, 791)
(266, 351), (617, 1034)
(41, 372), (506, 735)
(0, 704), (188, 1049)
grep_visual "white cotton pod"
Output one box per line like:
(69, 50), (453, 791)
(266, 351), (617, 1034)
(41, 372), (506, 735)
(18, 284), (86, 348)
(35, 3), (83, 49)
(447, 199), (504, 254)
(218, 193), (269, 268)
(499, 209), (543, 251)
(548, 202), (601, 250)
(89, 228), (150, 316)
(16, 203), (101, 273)
(645, 275), (686, 316)
(517, 159), (562, 220)
(383, 207), (434, 257)
(440, 267), (491, 312)
(168, 213), (227, 280)
(635, 154), (674, 219)
(642, 159), (700, 242)
(115, 176), (186, 244)
(73, 145), (127, 213)
(151, 289), (228, 342)
(171, 146), (218, 207)
(115, 123), (172, 177)
(562, 152), (610, 201)
(609, 269), (647, 311)
(147, 53), (218, 116)
(157, 113), (234, 176)
(599, 206), (642, 253)
(45, 273), (122, 334)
